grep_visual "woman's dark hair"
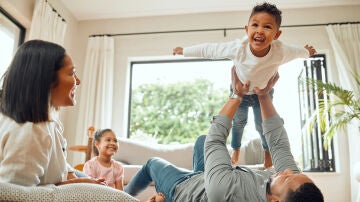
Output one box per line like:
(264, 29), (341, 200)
(250, 2), (282, 28)
(93, 129), (114, 156)
(0, 40), (66, 123)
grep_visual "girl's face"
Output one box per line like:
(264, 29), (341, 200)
(50, 54), (81, 107)
(245, 12), (282, 57)
(95, 131), (119, 157)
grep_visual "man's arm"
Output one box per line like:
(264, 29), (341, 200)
(254, 74), (300, 173)
(203, 69), (250, 201)
(253, 74), (278, 120)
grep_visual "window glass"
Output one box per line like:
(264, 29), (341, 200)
(0, 8), (25, 78)
(129, 58), (316, 168)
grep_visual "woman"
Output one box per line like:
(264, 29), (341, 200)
(0, 40), (105, 186)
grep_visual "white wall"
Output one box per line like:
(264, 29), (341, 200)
(1, 1), (360, 201)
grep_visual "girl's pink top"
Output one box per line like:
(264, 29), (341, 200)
(83, 156), (124, 188)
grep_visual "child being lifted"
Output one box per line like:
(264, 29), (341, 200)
(173, 2), (316, 168)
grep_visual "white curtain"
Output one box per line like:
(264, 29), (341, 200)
(29, 0), (67, 45)
(326, 24), (360, 91)
(326, 23), (360, 202)
(75, 36), (115, 144)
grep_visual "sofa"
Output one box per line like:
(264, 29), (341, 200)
(0, 137), (264, 202)
(114, 137), (265, 202)
(0, 182), (139, 202)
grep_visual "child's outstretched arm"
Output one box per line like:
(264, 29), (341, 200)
(173, 47), (183, 55)
(304, 44), (317, 56)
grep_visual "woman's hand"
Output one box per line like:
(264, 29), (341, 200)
(56, 177), (107, 186)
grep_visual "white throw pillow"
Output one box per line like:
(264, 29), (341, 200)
(53, 183), (139, 202)
(0, 182), (139, 202)
(0, 182), (54, 201)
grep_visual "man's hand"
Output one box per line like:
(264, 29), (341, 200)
(231, 66), (250, 97)
(253, 72), (279, 97)
(173, 47), (183, 55)
(304, 44), (317, 56)
(253, 72), (279, 120)
(219, 66), (249, 119)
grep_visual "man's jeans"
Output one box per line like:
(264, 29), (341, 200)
(124, 135), (206, 202)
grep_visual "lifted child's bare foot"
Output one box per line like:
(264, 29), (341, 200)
(231, 149), (240, 165)
(264, 150), (273, 168)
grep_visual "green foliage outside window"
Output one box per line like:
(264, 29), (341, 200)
(130, 79), (228, 144)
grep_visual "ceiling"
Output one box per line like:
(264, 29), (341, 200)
(59, 0), (360, 21)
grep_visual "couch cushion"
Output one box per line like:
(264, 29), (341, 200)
(0, 182), (139, 202)
(114, 138), (194, 170)
(123, 165), (143, 185)
(0, 182), (54, 201)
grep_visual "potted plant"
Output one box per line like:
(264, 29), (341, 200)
(307, 72), (360, 148)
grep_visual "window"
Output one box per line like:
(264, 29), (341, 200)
(0, 7), (25, 78)
(128, 57), (329, 170)
(129, 59), (233, 144)
(298, 54), (335, 172)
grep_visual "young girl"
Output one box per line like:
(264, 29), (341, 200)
(83, 129), (124, 190)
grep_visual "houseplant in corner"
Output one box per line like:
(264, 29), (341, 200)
(307, 72), (360, 147)
(307, 71), (360, 200)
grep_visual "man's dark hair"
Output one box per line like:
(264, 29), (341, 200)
(0, 40), (66, 123)
(286, 182), (324, 202)
(250, 2), (282, 28)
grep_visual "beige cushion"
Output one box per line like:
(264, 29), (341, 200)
(114, 138), (194, 170)
(123, 165), (143, 185)
(0, 182), (139, 202)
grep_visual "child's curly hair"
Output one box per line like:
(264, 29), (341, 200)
(250, 2), (282, 28)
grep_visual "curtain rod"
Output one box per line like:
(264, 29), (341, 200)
(45, 0), (66, 22)
(89, 21), (359, 38)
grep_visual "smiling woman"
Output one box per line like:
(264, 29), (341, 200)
(0, 40), (105, 187)
(50, 55), (80, 107)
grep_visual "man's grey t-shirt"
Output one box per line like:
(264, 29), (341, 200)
(172, 114), (299, 202)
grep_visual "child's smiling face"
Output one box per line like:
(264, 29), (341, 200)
(245, 12), (282, 57)
(96, 131), (119, 156)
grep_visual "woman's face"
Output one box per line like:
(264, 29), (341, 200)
(50, 54), (80, 107)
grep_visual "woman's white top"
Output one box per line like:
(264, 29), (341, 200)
(0, 113), (68, 186)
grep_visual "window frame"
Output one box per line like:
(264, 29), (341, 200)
(298, 54), (335, 172)
(0, 7), (26, 47)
